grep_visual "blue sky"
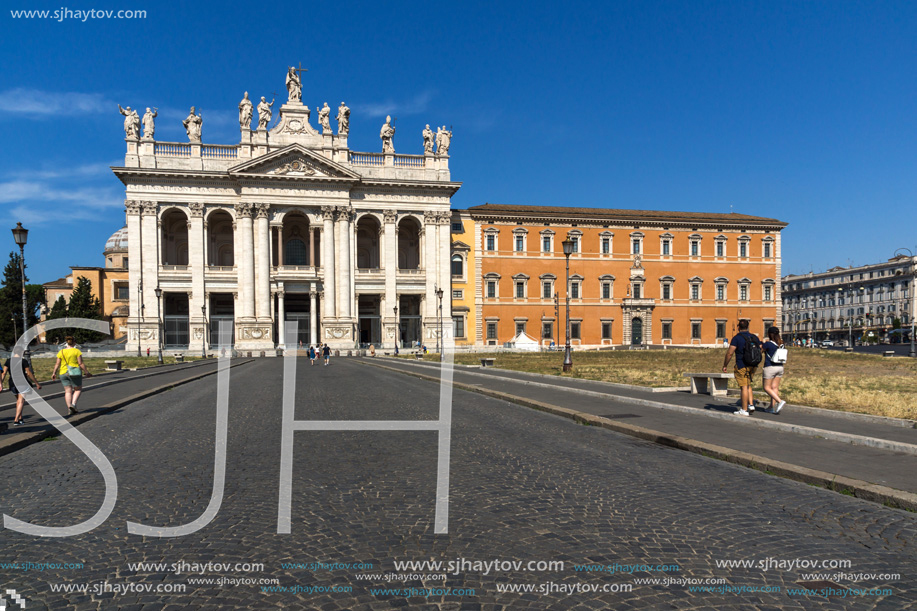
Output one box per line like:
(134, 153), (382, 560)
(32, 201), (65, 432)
(1, 0), (915, 285)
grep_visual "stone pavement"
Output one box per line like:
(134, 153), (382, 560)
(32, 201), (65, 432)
(0, 359), (249, 457)
(0, 358), (913, 610)
(370, 357), (917, 504)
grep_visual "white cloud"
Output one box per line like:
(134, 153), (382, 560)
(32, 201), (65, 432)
(0, 88), (113, 116)
(0, 180), (124, 227)
(3, 162), (119, 180)
(354, 91), (435, 119)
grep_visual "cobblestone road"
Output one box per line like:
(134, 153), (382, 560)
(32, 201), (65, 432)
(0, 358), (913, 610)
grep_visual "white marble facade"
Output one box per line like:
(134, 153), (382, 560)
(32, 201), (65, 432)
(114, 73), (459, 354)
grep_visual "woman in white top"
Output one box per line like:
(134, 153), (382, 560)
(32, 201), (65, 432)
(762, 327), (786, 414)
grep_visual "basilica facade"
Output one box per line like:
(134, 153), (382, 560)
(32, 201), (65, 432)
(113, 71), (459, 354)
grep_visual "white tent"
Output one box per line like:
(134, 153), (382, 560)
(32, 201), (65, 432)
(508, 331), (540, 352)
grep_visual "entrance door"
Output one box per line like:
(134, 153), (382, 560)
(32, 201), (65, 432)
(631, 317), (643, 345)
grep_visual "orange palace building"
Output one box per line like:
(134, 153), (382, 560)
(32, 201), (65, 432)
(453, 204), (787, 348)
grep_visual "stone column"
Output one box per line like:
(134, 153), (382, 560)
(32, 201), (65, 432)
(125, 200), (143, 351)
(310, 288), (318, 345)
(277, 290), (286, 348)
(383, 210), (398, 348)
(254, 203), (271, 321)
(321, 206), (336, 319)
(189, 202), (206, 353)
(141, 201), (159, 323)
(423, 211), (438, 320)
(438, 212), (453, 324)
(338, 206), (353, 320)
(235, 203), (255, 321)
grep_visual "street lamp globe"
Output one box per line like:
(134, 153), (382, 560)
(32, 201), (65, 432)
(11, 222), (28, 247)
(562, 238), (574, 256)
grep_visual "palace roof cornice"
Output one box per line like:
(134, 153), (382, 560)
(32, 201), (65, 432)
(466, 203), (788, 230)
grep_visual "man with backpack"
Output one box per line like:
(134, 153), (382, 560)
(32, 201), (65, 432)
(722, 319), (762, 416)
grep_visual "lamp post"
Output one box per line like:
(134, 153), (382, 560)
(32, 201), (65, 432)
(562, 237), (574, 372)
(435, 286), (444, 362)
(393, 305), (399, 353)
(154, 287), (164, 364)
(201, 304), (207, 358)
(11, 223), (28, 340)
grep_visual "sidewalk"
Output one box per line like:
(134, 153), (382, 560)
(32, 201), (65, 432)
(0, 359), (252, 457)
(366, 357), (917, 509)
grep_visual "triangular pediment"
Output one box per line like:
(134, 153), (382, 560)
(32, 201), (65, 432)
(451, 240), (471, 251)
(228, 144), (360, 180)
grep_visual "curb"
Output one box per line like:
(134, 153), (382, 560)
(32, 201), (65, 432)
(380, 356), (917, 429)
(0, 359), (217, 413)
(360, 360), (917, 513)
(0, 359), (253, 458)
(375, 356), (689, 393)
(372, 359), (917, 456)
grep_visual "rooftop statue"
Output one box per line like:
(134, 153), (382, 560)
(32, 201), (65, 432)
(182, 107), (203, 142)
(380, 115), (396, 153)
(286, 66), (302, 103)
(238, 92), (253, 129)
(142, 107), (157, 140)
(257, 96), (274, 130)
(336, 102), (350, 135)
(118, 104), (140, 139)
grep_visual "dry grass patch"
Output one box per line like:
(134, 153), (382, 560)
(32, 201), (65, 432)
(415, 349), (917, 420)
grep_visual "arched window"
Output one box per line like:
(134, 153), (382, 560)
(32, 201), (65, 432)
(285, 239), (308, 265)
(451, 254), (463, 277)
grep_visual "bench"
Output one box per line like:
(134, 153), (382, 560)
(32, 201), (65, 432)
(683, 372), (733, 397)
(884, 351), (895, 357)
(104, 360), (123, 371)
(414, 352), (424, 360)
(175, 354), (184, 363)
(480, 358), (496, 368)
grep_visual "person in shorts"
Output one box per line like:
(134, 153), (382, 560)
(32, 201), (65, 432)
(1, 349), (42, 425)
(51, 336), (92, 415)
(762, 326), (787, 414)
(722, 319), (761, 416)
(322, 343), (331, 366)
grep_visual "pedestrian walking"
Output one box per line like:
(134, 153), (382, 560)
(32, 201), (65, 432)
(369, 344), (376, 357)
(762, 326), (787, 414)
(308, 344), (316, 365)
(722, 319), (762, 416)
(1, 349), (42, 426)
(51, 336), (92, 415)
(322, 343), (331, 366)
(146, 347), (150, 357)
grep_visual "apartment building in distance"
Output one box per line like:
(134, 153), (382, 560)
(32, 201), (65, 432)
(781, 253), (916, 344)
(454, 204), (787, 348)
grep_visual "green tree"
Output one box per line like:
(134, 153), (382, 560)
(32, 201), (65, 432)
(0, 252), (45, 347)
(45, 295), (69, 345)
(65, 277), (105, 344)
